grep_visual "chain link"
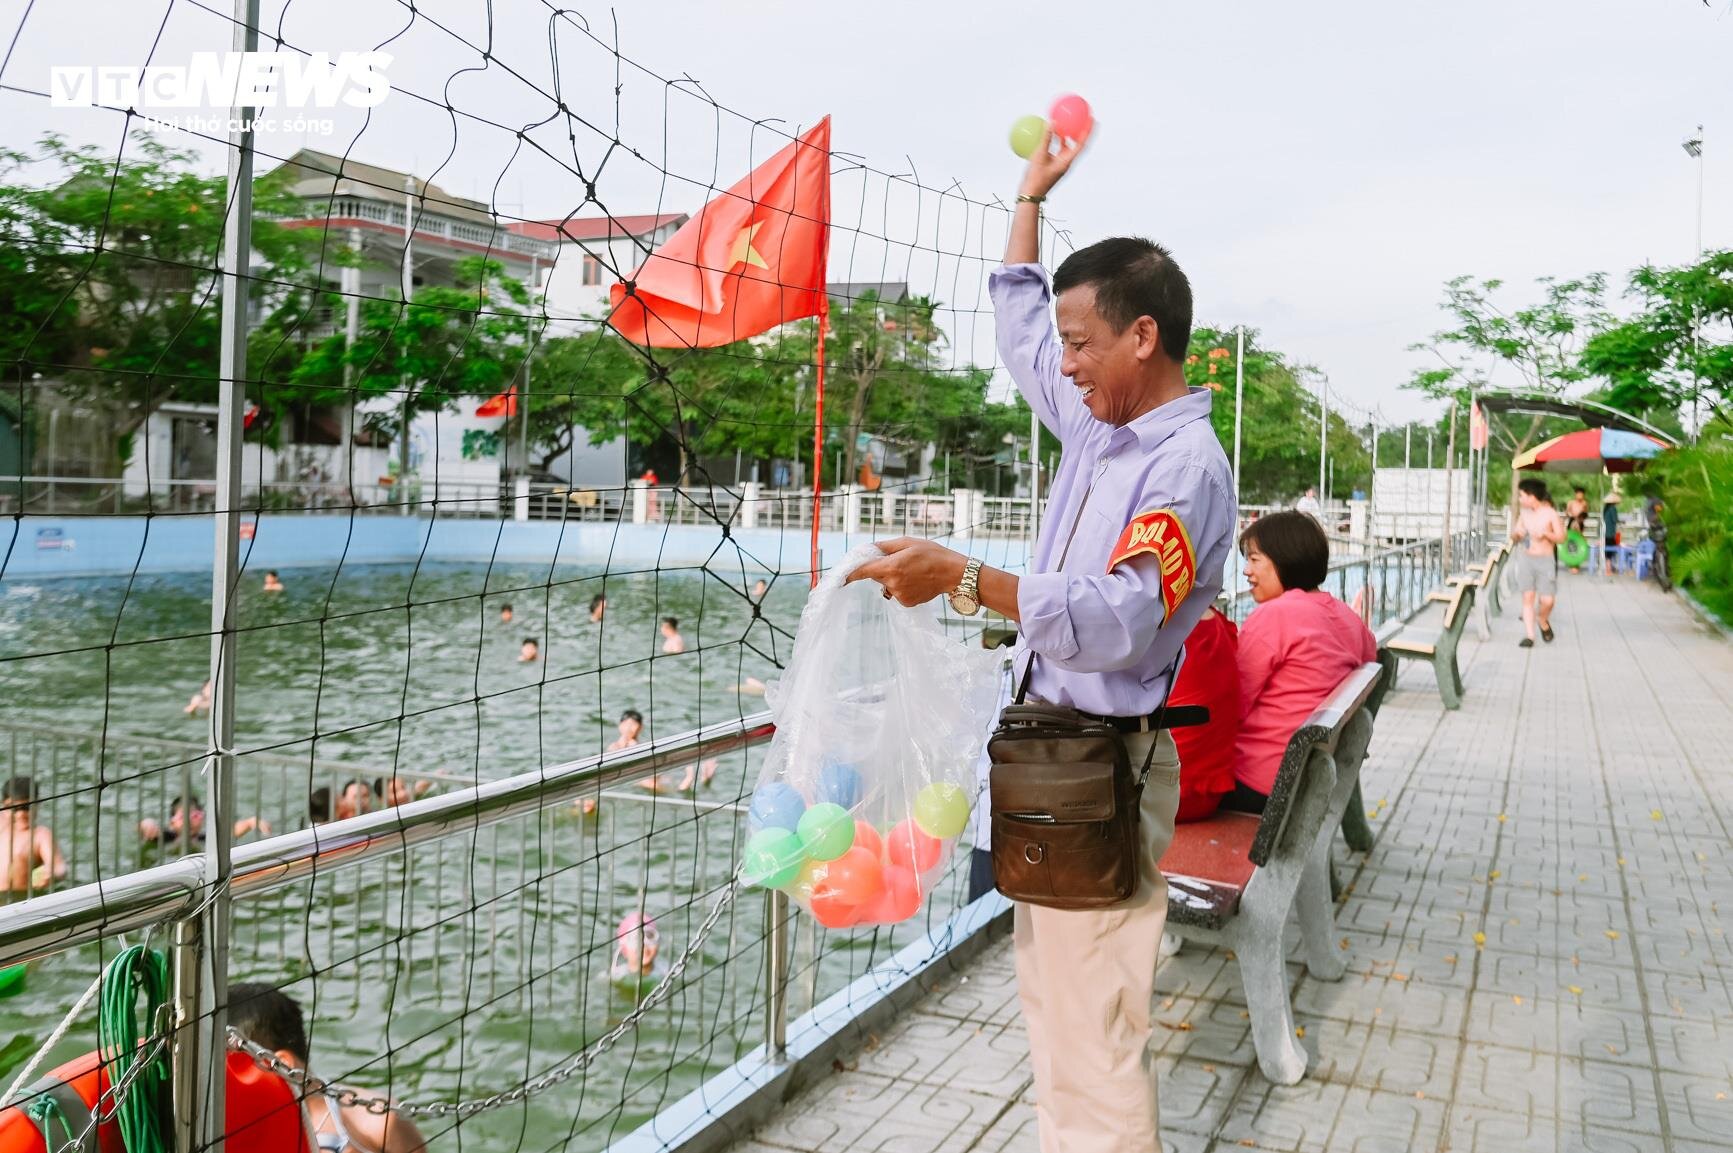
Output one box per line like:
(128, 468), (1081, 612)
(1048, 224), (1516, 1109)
(229, 879), (742, 1120)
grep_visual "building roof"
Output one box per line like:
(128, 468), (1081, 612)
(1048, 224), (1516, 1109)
(267, 149), (497, 226)
(506, 213), (689, 243)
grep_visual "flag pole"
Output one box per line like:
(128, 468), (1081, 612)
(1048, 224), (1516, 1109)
(811, 298), (827, 586)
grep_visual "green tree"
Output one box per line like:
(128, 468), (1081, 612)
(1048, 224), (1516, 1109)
(0, 133), (327, 463)
(290, 256), (533, 456)
(1406, 273), (1609, 505)
(1645, 422), (1733, 618)
(1581, 249), (1733, 431)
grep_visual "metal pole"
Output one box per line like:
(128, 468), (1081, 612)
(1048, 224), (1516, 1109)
(183, 2), (259, 1147)
(520, 253), (537, 477)
(1318, 376), (1328, 504)
(766, 891), (788, 1054)
(1232, 326), (1245, 511)
(1441, 400), (1457, 574)
(1692, 125), (1705, 441)
(1405, 423), (1411, 471)
(399, 176), (415, 515)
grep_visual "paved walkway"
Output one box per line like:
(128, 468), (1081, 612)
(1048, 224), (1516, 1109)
(724, 576), (1733, 1152)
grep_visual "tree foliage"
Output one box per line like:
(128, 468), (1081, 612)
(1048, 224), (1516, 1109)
(1581, 250), (1733, 429)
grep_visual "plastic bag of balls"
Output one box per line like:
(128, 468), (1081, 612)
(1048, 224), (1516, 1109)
(740, 544), (1004, 928)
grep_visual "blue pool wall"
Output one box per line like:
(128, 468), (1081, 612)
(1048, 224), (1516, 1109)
(1, 516), (1034, 579)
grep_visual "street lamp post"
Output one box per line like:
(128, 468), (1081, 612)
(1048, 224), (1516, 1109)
(1684, 126), (1705, 441)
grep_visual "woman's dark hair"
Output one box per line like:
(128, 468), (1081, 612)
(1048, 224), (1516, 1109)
(589, 594), (606, 610)
(522, 637), (538, 648)
(1052, 236), (1193, 362)
(1239, 510), (1330, 593)
(228, 982), (309, 1064)
(308, 787), (330, 823)
(620, 709), (643, 725)
(1518, 478), (1551, 503)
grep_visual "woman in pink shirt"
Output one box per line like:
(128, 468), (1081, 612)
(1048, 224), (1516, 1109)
(1223, 511), (1377, 813)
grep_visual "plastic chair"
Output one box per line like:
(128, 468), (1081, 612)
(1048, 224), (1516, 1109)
(1634, 540), (1655, 581)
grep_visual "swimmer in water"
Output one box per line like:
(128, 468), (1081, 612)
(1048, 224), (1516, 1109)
(184, 679), (213, 715)
(660, 617), (685, 654)
(519, 637), (540, 663)
(608, 911), (663, 991)
(263, 570), (285, 593)
(589, 594), (606, 623)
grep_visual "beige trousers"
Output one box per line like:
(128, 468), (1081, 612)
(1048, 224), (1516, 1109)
(1013, 729), (1181, 1153)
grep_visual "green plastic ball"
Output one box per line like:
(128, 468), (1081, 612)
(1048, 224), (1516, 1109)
(912, 781), (970, 840)
(742, 827), (805, 889)
(797, 802), (856, 861)
(1009, 115), (1046, 160)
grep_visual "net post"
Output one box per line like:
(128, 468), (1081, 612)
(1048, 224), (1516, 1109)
(190, 0), (261, 1147)
(171, 914), (204, 1153)
(765, 888), (789, 1056)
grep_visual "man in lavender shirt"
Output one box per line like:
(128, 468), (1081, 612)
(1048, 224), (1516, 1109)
(850, 128), (1235, 1150)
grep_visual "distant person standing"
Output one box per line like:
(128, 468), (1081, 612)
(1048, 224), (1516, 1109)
(641, 469), (661, 522)
(1293, 487), (1322, 521)
(1512, 479), (1565, 647)
(659, 617), (685, 654)
(1563, 487), (1590, 574)
(1601, 492), (1621, 576)
(3, 776), (66, 894)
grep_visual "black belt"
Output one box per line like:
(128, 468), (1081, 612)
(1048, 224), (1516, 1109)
(1079, 705), (1210, 734)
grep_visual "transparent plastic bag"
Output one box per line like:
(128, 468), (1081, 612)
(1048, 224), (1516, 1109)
(741, 544), (1004, 927)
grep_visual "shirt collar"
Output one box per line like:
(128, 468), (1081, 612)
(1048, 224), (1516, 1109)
(1108, 386), (1214, 454)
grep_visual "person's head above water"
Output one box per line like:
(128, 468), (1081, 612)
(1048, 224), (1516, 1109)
(618, 709), (643, 740)
(520, 637), (539, 661)
(499, 603), (513, 622)
(1051, 236), (1193, 428)
(2, 775), (33, 817)
(228, 982), (310, 1067)
(660, 617), (679, 634)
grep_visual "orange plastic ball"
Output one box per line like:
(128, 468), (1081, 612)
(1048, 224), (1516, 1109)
(822, 847), (883, 907)
(810, 887), (860, 929)
(853, 820), (883, 862)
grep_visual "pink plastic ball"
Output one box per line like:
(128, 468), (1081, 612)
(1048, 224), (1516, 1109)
(810, 887), (860, 928)
(860, 863), (923, 924)
(1047, 93), (1092, 142)
(886, 819), (943, 874)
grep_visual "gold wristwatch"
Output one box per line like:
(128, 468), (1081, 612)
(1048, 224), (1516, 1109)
(948, 557), (983, 616)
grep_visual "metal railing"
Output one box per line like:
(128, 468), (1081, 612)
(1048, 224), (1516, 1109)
(0, 712), (985, 1150)
(1224, 529), (1486, 627)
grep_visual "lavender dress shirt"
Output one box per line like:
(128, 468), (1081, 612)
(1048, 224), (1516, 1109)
(991, 262), (1236, 717)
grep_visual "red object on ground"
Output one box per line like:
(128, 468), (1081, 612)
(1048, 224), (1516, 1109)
(609, 118), (831, 349)
(1169, 608), (1240, 823)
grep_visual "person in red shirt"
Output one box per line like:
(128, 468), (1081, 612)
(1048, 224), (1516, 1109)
(1225, 511), (1376, 813)
(1168, 605), (1240, 822)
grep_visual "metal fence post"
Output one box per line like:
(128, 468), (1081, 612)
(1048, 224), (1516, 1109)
(177, 2), (259, 1148)
(765, 889), (789, 1056)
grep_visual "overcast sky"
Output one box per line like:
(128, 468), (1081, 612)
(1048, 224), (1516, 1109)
(5, 0), (1729, 424)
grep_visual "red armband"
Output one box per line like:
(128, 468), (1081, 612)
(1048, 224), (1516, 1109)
(1107, 509), (1197, 624)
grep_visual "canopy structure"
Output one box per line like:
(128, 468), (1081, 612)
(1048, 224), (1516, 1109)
(1512, 427), (1669, 473)
(1474, 392), (1680, 445)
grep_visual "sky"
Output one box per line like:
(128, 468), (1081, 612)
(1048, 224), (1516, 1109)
(4, 0), (1730, 425)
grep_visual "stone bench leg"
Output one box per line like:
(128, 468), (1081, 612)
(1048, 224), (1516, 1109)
(1298, 831), (1347, 982)
(1339, 781), (1374, 853)
(1233, 923), (1309, 1085)
(1433, 650), (1463, 710)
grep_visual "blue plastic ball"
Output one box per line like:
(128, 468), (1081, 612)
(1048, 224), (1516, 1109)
(816, 761), (863, 809)
(748, 782), (806, 833)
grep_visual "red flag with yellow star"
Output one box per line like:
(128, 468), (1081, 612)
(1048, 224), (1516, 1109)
(608, 118), (830, 348)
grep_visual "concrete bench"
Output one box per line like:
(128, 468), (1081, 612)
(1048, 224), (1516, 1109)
(1337, 645), (1399, 855)
(1159, 662), (1384, 1085)
(1379, 581), (1474, 710)
(1447, 543), (1508, 638)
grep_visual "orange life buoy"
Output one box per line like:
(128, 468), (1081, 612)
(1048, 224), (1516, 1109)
(0, 1050), (308, 1153)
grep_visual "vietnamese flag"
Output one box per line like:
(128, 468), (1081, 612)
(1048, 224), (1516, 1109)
(475, 385), (517, 418)
(609, 117), (830, 348)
